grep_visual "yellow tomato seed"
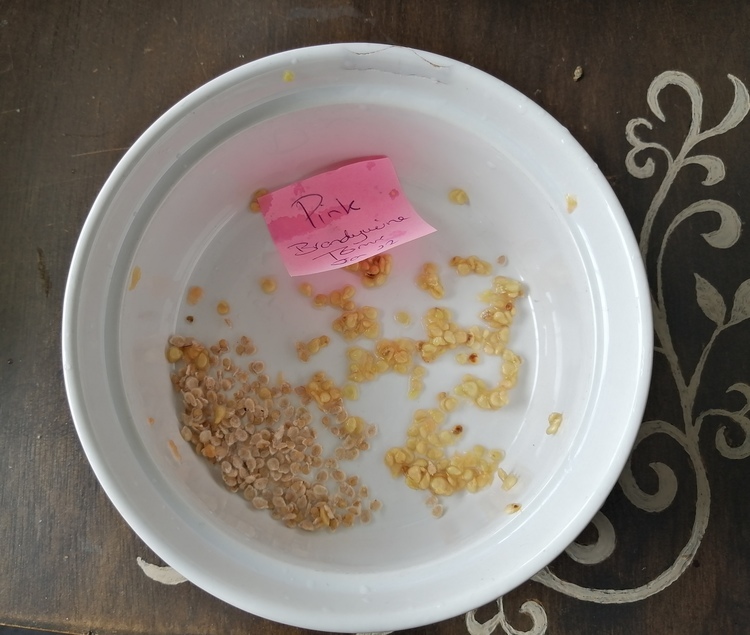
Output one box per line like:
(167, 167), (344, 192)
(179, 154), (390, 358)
(448, 188), (469, 205)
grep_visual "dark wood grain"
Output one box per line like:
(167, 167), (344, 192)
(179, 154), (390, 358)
(1, 1), (749, 634)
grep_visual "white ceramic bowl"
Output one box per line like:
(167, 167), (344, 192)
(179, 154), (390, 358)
(62, 44), (652, 632)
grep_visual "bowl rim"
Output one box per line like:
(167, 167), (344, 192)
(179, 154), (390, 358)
(62, 42), (653, 632)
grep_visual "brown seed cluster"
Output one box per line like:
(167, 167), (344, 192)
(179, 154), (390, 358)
(375, 338), (417, 374)
(332, 306), (380, 340)
(454, 351), (521, 411)
(341, 265), (523, 408)
(296, 336), (330, 362)
(418, 307), (464, 363)
(478, 276), (522, 329)
(173, 253), (524, 523)
(347, 338), (424, 383)
(312, 293), (329, 308)
(297, 371), (377, 463)
(303, 260), (523, 496)
(329, 285), (357, 309)
(346, 347), (389, 383)
(449, 255), (493, 276)
(409, 272), (521, 369)
(385, 406), (505, 497)
(167, 335), (380, 531)
(345, 254), (393, 288)
(298, 283), (380, 343)
(380, 267), (524, 506)
(300, 283), (357, 310)
(345, 338), (417, 383)
(416, 262), (445, 299)
(408, 366), (426, 400)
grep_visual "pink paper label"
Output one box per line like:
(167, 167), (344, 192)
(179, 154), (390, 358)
(258, 157), (435, 276)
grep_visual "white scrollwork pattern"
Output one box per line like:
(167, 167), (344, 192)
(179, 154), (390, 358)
(402, 69), (750, 635)
(466, 598), (548, 635)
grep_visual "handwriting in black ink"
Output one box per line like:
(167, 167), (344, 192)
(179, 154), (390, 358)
(311, 236), (397, 266)
(293, 194), (361, 229)
(287, 216), (408, 259)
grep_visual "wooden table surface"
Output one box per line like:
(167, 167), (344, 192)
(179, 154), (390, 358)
(2, 2), (749, 634)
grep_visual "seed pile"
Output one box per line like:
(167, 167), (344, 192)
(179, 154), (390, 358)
(285, 259), (526, 510)
(170, 250), (526, 526)
(299, 371), (377, 462)
(295, 335), (330, 361)
(346, 338), (418, 383)
(331, 305), (380, 341)
(374, 270), (524, 504)
(167, 335), (380, 531)
(343, 275), (523, 410)
(416, 262), (445, 299)
(449, 255), (493, 276)
(298, 282), (357, 310)
(345, 254), (393, 288)
(408, 365), (427, 400)
(384, 405), (505, 497)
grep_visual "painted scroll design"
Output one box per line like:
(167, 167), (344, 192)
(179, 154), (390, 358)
(136, 556), (187, 585)
(463, 71), (750, 635)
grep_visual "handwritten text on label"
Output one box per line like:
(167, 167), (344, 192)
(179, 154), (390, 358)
(258, 157), (435, 276)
